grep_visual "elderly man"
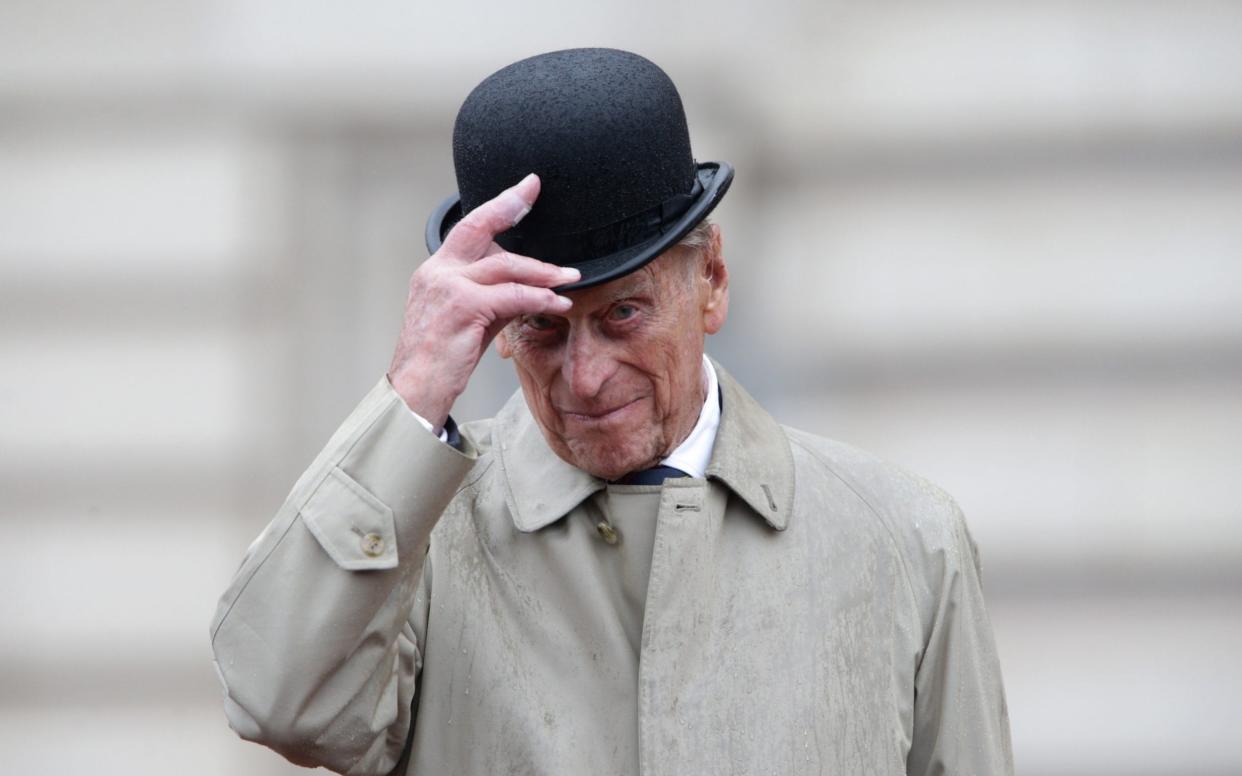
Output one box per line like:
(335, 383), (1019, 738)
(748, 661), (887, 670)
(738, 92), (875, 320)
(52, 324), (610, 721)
(211, 48), (1013, 775)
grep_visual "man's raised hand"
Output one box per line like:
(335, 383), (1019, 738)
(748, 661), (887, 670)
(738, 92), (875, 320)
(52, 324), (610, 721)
(387, 173), (579, 430)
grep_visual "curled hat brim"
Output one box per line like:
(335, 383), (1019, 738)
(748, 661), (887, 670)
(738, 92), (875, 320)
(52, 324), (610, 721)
(424, 161), (733, 292)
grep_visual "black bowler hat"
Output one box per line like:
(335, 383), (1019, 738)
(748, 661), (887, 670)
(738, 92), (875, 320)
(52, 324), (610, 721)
(425, 48), (733, 291)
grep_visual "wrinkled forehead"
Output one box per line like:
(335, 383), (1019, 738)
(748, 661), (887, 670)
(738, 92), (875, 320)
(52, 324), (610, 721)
(563, 253), (679, 310)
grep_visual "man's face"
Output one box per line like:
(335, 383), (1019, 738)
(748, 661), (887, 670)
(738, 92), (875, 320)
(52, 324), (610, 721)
(496, 228), (729, 480)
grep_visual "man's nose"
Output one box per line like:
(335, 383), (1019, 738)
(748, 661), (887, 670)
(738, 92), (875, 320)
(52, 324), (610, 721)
(562, 328), (615, 400)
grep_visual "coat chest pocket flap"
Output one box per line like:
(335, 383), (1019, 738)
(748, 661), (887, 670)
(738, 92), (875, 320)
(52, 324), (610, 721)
(300, 466), (398, 571)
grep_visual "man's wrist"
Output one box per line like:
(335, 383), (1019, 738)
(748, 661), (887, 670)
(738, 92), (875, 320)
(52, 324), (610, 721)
(386, 369), (454, 433)
(385, 373), (452, 442)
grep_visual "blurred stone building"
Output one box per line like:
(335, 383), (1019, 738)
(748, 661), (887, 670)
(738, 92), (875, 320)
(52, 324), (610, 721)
(2, 2), (1240, 774)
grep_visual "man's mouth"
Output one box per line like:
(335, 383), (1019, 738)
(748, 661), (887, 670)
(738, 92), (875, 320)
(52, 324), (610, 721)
(559, 397), (644, 424)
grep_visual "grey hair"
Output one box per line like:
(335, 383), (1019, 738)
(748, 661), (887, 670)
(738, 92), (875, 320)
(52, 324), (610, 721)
(676, 218), (715, 255)
(667, 218), (716, 283)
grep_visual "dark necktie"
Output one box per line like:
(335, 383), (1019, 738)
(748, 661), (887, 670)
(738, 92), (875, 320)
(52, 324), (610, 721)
(614, 464), (691, 485)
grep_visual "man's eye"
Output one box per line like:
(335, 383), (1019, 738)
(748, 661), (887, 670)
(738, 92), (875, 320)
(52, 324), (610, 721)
(526, 315), (555, 331)
(610, 304), (638, 321)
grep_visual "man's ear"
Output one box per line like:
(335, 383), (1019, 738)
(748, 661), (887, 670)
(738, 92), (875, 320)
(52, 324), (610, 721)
(701, 224), (729, 335)
(495, 326), (513, 359)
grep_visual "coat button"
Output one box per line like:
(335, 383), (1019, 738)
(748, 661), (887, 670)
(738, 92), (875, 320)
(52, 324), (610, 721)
(595, 520), (619, 545)
(360, 533), (386, 557)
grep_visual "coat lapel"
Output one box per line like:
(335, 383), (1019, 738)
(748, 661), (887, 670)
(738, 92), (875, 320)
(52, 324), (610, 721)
(493, 388), (606, 532)
(706, 359), (795, 531)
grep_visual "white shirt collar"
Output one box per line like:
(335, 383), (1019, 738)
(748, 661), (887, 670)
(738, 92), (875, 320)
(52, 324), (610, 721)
(658, 355), (720, 479)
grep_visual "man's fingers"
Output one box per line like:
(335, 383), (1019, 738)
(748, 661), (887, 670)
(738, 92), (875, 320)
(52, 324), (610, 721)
(478, 282), (572, 321)
(464, 252), (581, 287)
(440, 173), (540, 260)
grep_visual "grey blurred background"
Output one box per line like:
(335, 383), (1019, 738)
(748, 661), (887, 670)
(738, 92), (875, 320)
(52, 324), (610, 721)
(2, 2), (1240, 774)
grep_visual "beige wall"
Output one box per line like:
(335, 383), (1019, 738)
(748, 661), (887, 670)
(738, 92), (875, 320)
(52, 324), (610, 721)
(2, 2), (1240, 774)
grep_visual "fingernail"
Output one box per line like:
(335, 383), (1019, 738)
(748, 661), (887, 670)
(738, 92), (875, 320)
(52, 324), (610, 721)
(555, 295), (572, 307)
(560, 267), (581, 280)
(511, 204), (531, 226)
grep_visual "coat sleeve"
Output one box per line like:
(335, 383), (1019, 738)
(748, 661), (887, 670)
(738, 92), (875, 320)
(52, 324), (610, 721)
(209, 377), (476, 775)
(906, 502), (1014, 776)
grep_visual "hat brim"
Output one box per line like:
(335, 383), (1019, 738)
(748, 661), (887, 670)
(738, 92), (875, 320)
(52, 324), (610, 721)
(425, 161), (733, 292)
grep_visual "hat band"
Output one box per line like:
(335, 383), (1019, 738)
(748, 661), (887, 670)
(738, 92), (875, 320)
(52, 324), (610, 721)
(496, 176), (704, 265)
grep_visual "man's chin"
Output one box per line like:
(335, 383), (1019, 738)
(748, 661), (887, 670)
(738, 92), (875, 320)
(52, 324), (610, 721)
(560, 442), (658, 481)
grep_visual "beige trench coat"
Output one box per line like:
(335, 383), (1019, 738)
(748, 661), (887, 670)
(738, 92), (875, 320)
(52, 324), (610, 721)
(211, 361), (1013, 775)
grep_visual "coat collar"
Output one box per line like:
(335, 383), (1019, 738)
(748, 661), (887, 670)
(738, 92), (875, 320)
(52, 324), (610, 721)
(704, 359), (794, 530)
(493, 357), (794, 533)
